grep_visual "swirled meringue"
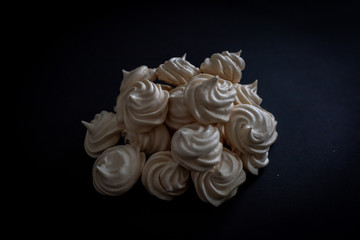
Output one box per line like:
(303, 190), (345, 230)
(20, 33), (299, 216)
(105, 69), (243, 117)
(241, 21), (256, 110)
(142, 151), (190, 200)
(166, 85), (196, 130)
(225, 104), (278, 157)
(120, 65), (156, 92)
(122, 124), (171, 156)
(114, 79), (169, 133)
(184, 74), (236, 124)
(200, 51), (245, 83)
(240, 151), (269, 175)
(92, 145), (145, 196)
(171, 123), (222, 172)
(192, 148), (246, 206)
(233, 80), (262, 106)
(156, 54), (200, 86)
(82, 111), (124, 158)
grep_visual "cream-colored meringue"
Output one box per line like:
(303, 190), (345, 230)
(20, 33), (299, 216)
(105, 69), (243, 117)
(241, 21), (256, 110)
(122, 124), (171, 156)
(184, 74), (236, 124)
(225, 104), (277, 173)
(171, 123), (223, 172)
(142, 151), (190, 200)
(92, 145), (145, 196)
(114, 79), (169, 133)
(166, 85), (196, 130)
(233, 80), (262, 106)
(200, 51), (245, 83)
(82, 111), (124, 158)
(241, 151), (269, 175)
(120, 65), (157, 93)
(156, 54), (200, 86)
(192, 148), (246, 207)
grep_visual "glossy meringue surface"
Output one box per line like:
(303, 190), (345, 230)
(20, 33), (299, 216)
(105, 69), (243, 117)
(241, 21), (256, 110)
(142, 151), (190, 200)
(92, 145), (145, 196)
(83, 50), (278, 206)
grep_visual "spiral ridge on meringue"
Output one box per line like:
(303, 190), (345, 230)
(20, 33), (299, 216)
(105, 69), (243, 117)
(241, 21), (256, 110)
(200, 51), (245, 83)
(122, 124), (171, 156)
(171, 123), (223, 172)
(166, 85), (196, 130)
(142, 151), (190, 200)
(156, 54), (200, 86)
(234, 80), (262, 106)
(184, 74), (236, 124)
(120, 65), (156, 92)
(92, 145), (146, 196)
(115, 79), (169, 133)
(225, 104), (278, 156)
(192, 148), (246, 206)
(82, 111), (124, 158)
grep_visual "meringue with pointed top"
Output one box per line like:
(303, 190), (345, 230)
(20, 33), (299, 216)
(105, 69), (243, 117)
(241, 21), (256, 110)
(171, 123), (223, 172)
(120, 65), (157, 93)
(142, 151), (190, 200)
(200, 51), (245, 83)
(192, 148), (246, 206)
(233, 80), (262, 106)
(82, 111), (124, 158)
(156, 54), (200, 86)
(92, 144), (145, 196)
(184, 74), (236, 124)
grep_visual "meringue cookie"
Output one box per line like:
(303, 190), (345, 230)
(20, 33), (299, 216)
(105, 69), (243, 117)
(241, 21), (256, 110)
(171, 123), (223, 172)
(156, 54), (200, 86)
(225, 104), (277, 163)
(241, 151), (269, 175)
(82, 111), (124, 158)
(192, 148), (246, 206)
(166, 85), (196, 130)
(92, 145), (145, 196)
(122, 124), (171, 156)
(233, 80), (262, 106)
(142, 151), (190, 200)
(120, 65), (157, 93)
(114, 79), (169, 133)
(200, 51), (245, 83)
(184, 74), (236, 124)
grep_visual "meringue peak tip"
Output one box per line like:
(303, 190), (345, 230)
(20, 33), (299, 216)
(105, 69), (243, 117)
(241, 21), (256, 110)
(181, 53), (187, 59)
(235, 50), (242, 56)
(81, 120), (91, 128)
(122, 69), (130, 77)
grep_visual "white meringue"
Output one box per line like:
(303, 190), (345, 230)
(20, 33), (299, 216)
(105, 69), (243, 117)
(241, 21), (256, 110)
(114, 79), (169, 133)
(233, 80), (262, 106)
(200, 51), (245, 83)
(122, 124), (171, 156)
(184, 74), (236, 124)
(142, 151), (190, 200)
(92, 145), (145, 196)
(241, 151), (269, 175)
(171, 123), (223, 172)
(82, 111), (124, 158)
(225, 104), (277, 174)
(156, 54), (200, 86)
(166, 85), (196, 130)
(120, 65), (156, 93)
(192, 148), (246, 207)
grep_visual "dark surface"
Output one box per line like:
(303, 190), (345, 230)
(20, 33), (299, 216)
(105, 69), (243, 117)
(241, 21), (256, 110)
(17, 2), (360, 238)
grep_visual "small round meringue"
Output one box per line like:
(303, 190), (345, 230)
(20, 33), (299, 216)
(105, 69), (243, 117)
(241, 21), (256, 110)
(142, 151), (190, 200)
(171, 123), (223, 172)
(200, 51), (245, 83)
(92, 145), (146, 196)
(82, 111), (124, 158)
(192, 148), (246, 207)
(122, 124), (171, 156)
(156, 54), (200, 86)
(184, 74), (236, 124)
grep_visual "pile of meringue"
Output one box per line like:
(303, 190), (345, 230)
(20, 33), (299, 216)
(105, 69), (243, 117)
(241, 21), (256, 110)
(82, 51), (278, 207)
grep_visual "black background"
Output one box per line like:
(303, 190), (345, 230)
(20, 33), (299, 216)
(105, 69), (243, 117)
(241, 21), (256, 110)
(17, 1), (359, 238)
